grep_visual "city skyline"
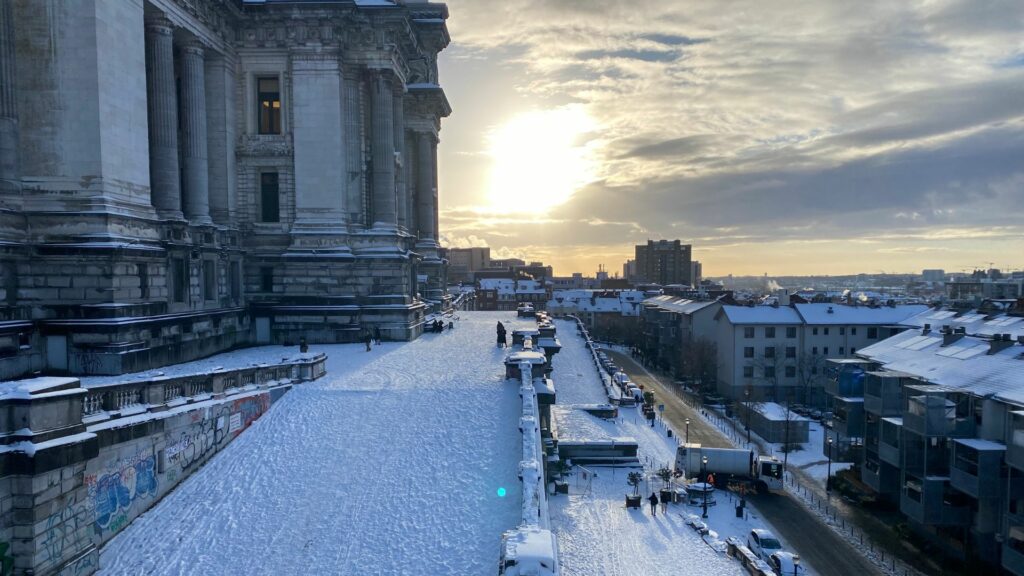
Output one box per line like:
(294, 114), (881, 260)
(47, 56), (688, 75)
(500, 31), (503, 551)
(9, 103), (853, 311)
(436, 0), (1024, 277)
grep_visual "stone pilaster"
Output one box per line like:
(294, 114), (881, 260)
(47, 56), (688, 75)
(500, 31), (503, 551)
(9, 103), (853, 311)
(205, 54), (236, 226)
(415, 131), (438, 252)
(180, 40), (212, 225)
(393, 83), (407, 231)
(0, 0), (18, 191)
(145, 15), (183, 219)
(370, 70), (396, 229)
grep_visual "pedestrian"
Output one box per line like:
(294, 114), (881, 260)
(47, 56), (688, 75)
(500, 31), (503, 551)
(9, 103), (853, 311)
(364, 330), (372, 352)
(374, 326), (382, 345)
(299, 337), (309, 353)
(660, 492), (668, 514)
(496, 321), (507, 347)
(648, 492), (659, 516)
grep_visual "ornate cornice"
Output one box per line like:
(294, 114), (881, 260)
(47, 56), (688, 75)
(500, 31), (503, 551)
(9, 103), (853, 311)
(236, 134), (293, 157)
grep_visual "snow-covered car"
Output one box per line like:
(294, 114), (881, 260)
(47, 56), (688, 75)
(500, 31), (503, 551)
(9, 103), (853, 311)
(747, 528), (782, 562)
(768, 551), (805, 575)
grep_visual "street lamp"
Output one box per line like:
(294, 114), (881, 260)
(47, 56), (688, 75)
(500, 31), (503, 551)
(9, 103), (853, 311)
(745, 388), (752, 444)
(826, 435), (834, 492)
(685, 418), (690, 444)
(701, 455), (710, 518)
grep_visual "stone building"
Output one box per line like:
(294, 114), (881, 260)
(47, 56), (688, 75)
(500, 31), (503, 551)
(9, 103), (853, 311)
(634, 239), (693, 286)
(0, 0), (450, 378)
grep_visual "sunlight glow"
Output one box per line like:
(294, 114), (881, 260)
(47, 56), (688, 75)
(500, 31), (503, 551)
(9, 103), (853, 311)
(485, 106), (600, 214)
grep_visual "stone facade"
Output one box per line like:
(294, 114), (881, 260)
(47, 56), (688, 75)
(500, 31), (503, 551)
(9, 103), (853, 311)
(0, 0), (451, 378)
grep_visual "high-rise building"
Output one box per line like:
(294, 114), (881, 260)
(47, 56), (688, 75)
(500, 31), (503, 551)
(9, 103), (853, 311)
(623, 259), (637, 280)
(0, 0), (451, 378)
(922, 269), (946, 282)
(634, 240), (693, 286)
(448, 247), (490, 282)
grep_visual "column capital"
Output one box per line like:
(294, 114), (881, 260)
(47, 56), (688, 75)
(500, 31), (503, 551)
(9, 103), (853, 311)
(144, 14), (174, 34)
(181, 39), (205, 58)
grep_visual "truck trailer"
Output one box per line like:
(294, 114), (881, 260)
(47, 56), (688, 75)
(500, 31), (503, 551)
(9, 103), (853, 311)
(674, 444), (784, 493)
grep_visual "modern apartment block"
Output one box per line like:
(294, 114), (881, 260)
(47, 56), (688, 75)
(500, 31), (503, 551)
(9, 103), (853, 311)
(634, 239), (693, 286)
(824, 299), (1024, 572)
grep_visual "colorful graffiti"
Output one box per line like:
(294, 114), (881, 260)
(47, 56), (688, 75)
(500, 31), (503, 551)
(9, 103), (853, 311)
(164, 393), (270, 472)
(85, 451), (158, 534)
(39, 500), (92, 572)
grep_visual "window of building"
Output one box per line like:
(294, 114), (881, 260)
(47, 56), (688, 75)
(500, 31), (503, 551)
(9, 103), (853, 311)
(137, 263), (149, 299)
(260, 267), (274, 293)
(868, 327), (878, 339)
(203, 260), (216, 301)
(2, 261), (17, 305)
(743, 366), (754, 378)
(839, 347), (845, 355)
(258, 76), (281, 134)
(260, 172), (280, 223)
(823, 346), (829, 356)
(764, 366), (775, 378)
(785, 366), (796, 378)
(812, 346), (818, 355)
(812, 327), (819, 335)
(824, 327), (830, 335)
(171, 258), (186, 303)
(840, 326), (846, 335)
(230, 262), (241, 301)
(765, 327), (776, 338)
(851, 327), (857, 335)
(744, 347), (754, 358)
(812, 366), (818, 375)
(765, 347), (775, 358)
(785, 346), (796, 358)
(851, 347), (856, 355)
(744, 327), (755, 339)
(786, 326), (796, 338)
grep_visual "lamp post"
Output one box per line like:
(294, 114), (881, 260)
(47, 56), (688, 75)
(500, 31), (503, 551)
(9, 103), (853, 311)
(745, 388), (752, 444)
(826, 435), (834, 492)
(685, 418), (690, 445)
(701, 455), (709, 518)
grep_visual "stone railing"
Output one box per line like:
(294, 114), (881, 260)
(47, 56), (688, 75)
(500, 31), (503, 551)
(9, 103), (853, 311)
(82, 353), (327, 419)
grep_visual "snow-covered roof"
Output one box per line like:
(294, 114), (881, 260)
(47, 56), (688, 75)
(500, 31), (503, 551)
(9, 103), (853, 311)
(754, 402), (810, 421)
(954, 438), (1005, 451)
(794, 303), (929, 326)
(547, 290), (645, 316)
(858, 309), (1024, 404)
(720, 305), (803, 325)
(644, 295), (719, 315)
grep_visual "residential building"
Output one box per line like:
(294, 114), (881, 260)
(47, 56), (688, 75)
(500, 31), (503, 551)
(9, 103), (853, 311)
(922, 269), (946, 282)
(712, 303), (927, 405)
(623, 259), (637, 281)
(477, 278), (549, 311)
(847, 299), (1024, 573)
(634, 240), (693, 286)
(0, 0), (451, 378)
(448, 247), (490, 283)
(547, 289), (644, 342)
(691, 260), (703, 285)
(639, 296), (721, 379)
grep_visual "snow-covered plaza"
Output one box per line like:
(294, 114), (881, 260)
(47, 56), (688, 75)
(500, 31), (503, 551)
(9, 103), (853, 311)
(99, 313), (535, 575)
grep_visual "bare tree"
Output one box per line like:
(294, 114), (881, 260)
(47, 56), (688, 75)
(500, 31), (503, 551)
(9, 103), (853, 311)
(752, 347), (781, 403)
(793, 352), (825, 407)
(679, 337), (718, 395)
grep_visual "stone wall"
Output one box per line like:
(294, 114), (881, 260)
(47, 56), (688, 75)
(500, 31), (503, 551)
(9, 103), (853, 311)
(0, 354), (327, 575)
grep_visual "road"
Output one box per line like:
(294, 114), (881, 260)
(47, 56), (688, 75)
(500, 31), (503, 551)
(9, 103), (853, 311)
(606, 350), (884, 576)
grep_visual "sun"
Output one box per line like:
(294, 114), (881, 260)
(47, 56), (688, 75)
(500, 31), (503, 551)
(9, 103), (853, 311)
(485, 106), (599, 214)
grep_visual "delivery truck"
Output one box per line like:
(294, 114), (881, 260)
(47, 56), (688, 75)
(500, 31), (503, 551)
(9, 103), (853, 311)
(674, 444), (784, 493)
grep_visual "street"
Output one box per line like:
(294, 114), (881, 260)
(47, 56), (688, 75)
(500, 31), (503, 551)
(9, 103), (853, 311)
(605, 350), (884, 576)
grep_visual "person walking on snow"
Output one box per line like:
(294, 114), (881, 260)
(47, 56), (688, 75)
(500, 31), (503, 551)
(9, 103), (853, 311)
(364, 330), (372, 352)
(373, 326), (382, 345)
(496, 321), (507, 348)
(648, 492), (659, 516)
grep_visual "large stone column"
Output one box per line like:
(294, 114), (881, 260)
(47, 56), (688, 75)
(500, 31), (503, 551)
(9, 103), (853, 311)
(393, 84), (407, 231)
(180, 40), (212, 225)
(415, 131), (437, 248)
(370, 70), (396, 229)
(0, 0), (17, 190)
(144, 15), (183, 219)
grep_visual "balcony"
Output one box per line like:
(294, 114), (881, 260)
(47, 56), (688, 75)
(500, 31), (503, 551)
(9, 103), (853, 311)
(1007, 411), (1024, 472)
(863, 371), (913, 417)
(879, 417), (902, 467)
(903, 389), (974, 438)
(1004, 525), (1024, 576)
(950, 438), (1005, 499)
(861, 457), (900, 500)
(900, 476), (972, 527)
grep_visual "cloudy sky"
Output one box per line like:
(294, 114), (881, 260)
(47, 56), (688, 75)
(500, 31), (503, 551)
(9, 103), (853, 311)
(434, 0), (1024, 277)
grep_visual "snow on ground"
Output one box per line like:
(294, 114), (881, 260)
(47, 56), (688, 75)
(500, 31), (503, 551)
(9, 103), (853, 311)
(99, 313), (524, 576)
(547, 321), (771, 576)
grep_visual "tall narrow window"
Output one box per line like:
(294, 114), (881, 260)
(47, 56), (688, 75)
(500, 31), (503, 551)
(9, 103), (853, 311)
(203, 260), (216, 301)
(260, 172), (280, 223)
(138, 263), (149, 299)
(258, 77), (281, 134)
(230, 261), (241, 301)
(171, 258), (186, 303)
(260, 267), (274, 293)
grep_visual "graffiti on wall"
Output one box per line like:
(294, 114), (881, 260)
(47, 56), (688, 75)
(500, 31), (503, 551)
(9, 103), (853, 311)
(164, 393), (270, 472)
(39, 499), (92, 572)
(85, 450), (159, 534)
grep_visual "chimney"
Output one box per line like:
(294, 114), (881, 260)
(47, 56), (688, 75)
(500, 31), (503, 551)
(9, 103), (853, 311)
(827, 306), (834, 314)
(922, 323), (931, 335)
(988, 335), (1014, 355)
(1017, 335), (1024, 345)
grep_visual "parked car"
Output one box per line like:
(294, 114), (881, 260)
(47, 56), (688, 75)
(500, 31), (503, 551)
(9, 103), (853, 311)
(747, 528), (783, 562)
(768, 551), (805, 575)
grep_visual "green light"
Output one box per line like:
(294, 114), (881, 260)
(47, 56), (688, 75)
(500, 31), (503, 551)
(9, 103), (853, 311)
(497, 487), (507, 497)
